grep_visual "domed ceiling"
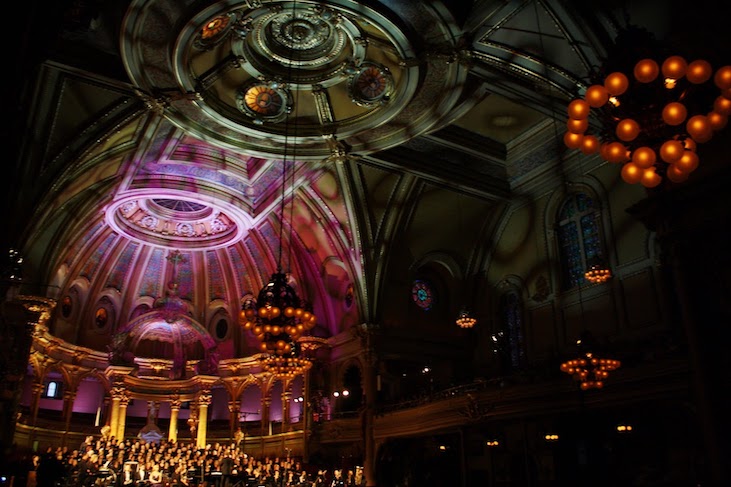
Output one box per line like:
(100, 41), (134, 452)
(33, 0), (489, 362)
(13, 0), (684, 364)
(121, 0), (469, 159)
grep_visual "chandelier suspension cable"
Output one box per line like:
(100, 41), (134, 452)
(286, 0), (301, 276)
(533, 1), (612, 285)
(239, 0), (316, 371)
(560, 271), (621, 390)
(529, 1), (621, 389)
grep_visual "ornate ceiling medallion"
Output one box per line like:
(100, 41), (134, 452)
(194, 13), (235, 49)
(236, 81), (293, 123)
(123, 0), (466, 158)
(107, 197), (249, 250)
(348, 62), (393, 107)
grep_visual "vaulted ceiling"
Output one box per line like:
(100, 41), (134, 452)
(5, 0), (723, 362)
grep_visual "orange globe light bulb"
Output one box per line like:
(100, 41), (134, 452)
(686, 60), (713, 84)
(564, 131), (583, 150)
(616, 118), (641, 142)
(567, 118), (589, 133)
(632, 146), (656, 168)
(686, 115), (712, 142)
(681, 137), (697, 152)
(659, 140), (684, 164)
(581, 135), (600, 154)
(676, 151), (700, 173)
(667, 164), (689, 183)
(714, 65), (731, 90)
(641, 168), (662, 188)
(634, 59), (659, 83)
(707, 111), (728, 131)
(605, 141), (628, 163)
(662, 55), (687, 79)
(599, 142), (610, 160)
(568, 99), (591, 119)
(621, 162), (643, 184)
(585, 85), (609, 107)
(662, 102), (688, 126)
(714, 96), (731, 116)
(604, 72), (629, 96)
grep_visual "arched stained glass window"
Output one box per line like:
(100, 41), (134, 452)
(557, 193), (606, 289)
(499, 290), (526, 369)
(43, 381), (62, 399)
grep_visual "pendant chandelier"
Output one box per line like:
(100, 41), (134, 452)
(563, 27), (731, 187)
(584, 256), (612, 284)
(238, 149), (317, 373)
(455, 306), (477, 329)
(237, 0), (315, 377)
(559, 283), (620, 390)
(560, 333), (621, 390)
(261, 354), (312, 379)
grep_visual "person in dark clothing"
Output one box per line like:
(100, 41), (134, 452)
(36, 448), (65, 487)
(220, 453), (234, 487)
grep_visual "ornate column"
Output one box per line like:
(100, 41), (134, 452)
(108, 389), (122, 441)
(105, 365), (134, 442)
(116, 393), (130, 441)
(187, 401), (199, 442)
(62, 388), (78, 433)
(358, 324), (379, 487)
(227, 399), (241, 439)
(302, 368), (311, 462)
(169, 396), (181, 443)
(281, 390), (292, 432)
(29, 380), (43, 426)
(260, 396), (272, 436)
(196, 391), (212, 448)
(1, 296), (54, 454)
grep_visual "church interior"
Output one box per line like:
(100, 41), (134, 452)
(1, 0), (730, 486)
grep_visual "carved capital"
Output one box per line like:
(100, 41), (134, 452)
(198, 392), (212, 406)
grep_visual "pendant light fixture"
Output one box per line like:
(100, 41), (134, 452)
(238, 0), (315, 379)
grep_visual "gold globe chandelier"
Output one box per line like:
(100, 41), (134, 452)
(564, 28), (731, 187)
(261, 354), (312, 379)
(560, 333), (621, 390)
(584, 256), (612, 284)
(237, 0), (317, 377)
(455, 306), (477, 329)
(239, 272), (317, 356)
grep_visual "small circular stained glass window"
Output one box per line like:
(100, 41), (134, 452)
(201, 16), (230, 39)
(350, 63), (392, 106)
(237, 83), (292, 122)
(411, 279), (433, 311)
(195, 14), (234, 48)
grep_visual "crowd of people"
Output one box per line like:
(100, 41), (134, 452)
(23, 435), (364, 487)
